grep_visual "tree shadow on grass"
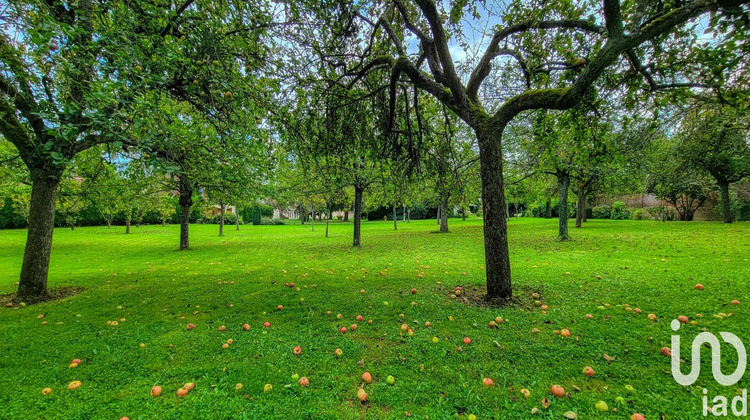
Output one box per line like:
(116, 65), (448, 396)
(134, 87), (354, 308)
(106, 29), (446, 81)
(0, 286), (84, 306)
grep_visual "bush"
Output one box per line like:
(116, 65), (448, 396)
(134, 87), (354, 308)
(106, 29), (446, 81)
(631, 208), (652, 220)
(592, 205), (611, 219)
(261, 217), (285, 225)
(610, 201), (630, 220)
(208, 212), (237, 225)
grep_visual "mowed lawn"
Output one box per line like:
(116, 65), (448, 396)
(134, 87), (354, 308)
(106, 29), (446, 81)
(0, 218), (748, 419)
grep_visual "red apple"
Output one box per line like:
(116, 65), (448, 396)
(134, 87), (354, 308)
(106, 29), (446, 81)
(630, 414), (646, 420)
(648, 313), (657, 321)
(187, 323), (195, 330)
(263, 322), (270, 328)
(340, 327), (347, 334)
(661, 347), (672, 357)
(560, 329), (571, 337)
(633, 308), (642, 314)
(151, 386), (162, 397)
(334, 348), (343, 357)
(298, 377), (309, 387)
(585, 314), (593, 319)
(361, 372), (372, 384)
(583, 366), (594, 377)
(350, 324), (358, 331)
(357, 388), (368, 402)
(277, 305), (283, 310)
(242, 324), (250, 331)
(176, 388), (188, 397)
(678, 315), (689, 324)
(293, 346), (302, 355)
(411, 288), (417, 294)
(463, 337), (471, 345)
(695, 284), (705, 290)
(425, 321), (431, 327)
(356, 315), (363, 322)
(550, 385), (565, 397)
(488, 321), (497, 328)
(482, 377), (493, 387)
(219, 325), (226, 332)
(732, 300), (740, 305)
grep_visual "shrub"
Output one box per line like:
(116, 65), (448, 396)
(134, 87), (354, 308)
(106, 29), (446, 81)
(631, 208), (652, 220)
(592, 205), (611, 219)
(261, 217), (285, 225)
(610, 201), (630, 220)
(209, 212), (237, 224)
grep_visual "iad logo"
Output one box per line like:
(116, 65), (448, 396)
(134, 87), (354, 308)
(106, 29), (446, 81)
(671, 319), (748, 416)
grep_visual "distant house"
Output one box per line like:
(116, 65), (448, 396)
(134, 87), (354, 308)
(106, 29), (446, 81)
(273, 207), (299, 219)
(209, 205), (236, 217)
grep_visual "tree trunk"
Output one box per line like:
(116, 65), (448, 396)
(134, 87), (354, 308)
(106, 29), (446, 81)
(436, 205), (441, 224)
(353, 185), (363, 246)
(219, 203), (226, 236)
(462, 207), (466, 221)
(311, 205), (315, 232)
(544, 197), (552, 218)
(178, 178), (193, 250)
(17, 170), (61, 301)
(477, 129), (512, 300)
(393, 204), (397, 230)
(343, 210), (349, 222)
(558, 172), (570, 240)
(125, 216), (131, 234)
(235, 206), (240, 230)
(402, 204), (406, 222)
(325, 217), (329, 237)
(719, 182), (733, 223)
(439, 198), (449, 233)
(575, 183), (585, 228)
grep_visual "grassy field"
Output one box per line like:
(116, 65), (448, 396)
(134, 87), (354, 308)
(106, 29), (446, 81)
(0, 218), (748, 419)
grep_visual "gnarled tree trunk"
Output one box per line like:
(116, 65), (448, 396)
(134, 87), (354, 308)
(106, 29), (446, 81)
(575, 183), (585, 228)
(178, 178), (193, 250)
(353, 185), (363, 246)
(545, 197), (552, 218)
(219, 203), (226, 236)
(235, 206), (240, 230)
(17, 169), (62, 301)
(125, 215), (131, 234)
(439, 198), (449, 233)
(477, 129), (511, 300)
(557, 171), (570, 240)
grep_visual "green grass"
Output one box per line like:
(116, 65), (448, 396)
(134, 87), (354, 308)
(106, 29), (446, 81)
(0, 218), (748, 419)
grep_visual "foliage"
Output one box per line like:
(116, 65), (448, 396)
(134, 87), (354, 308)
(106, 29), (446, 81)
(610, 201), (630, 220)
(591, 206), (611, 220)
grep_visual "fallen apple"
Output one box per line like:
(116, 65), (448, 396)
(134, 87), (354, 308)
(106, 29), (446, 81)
(67, 381), (82, 390)
(187, 323), (195, 330)
(520, 388), (530, 398)
(293, 346), (302, 355)
(661, 347), (672, 357)
(350, 324), (358, 331)
(583, 366), (594, 377)
(334, 348), (343, 357)
(263, 383), (273, 392)
(242, 324), (250, 331)
(432, 336), (439, 344)
(695, 284), (705, 290)
(630, 414), (646, 420)
(357, 388), (368, 402)
(463, 337), (471, 345)
(425, 321), (431, 327)
(488, 321), (497, 328)
(299, 377), (309, 387)
(219, 325), (226, 332)
(732, 300), (740, 305)
(42, 387), (52, 395)
(340, 327), (347, 334)
(151, 386), (162, 397)
(356, 315), (363, 322)
(585, 314), (593, 319)
(361, 372), (372, 384)
(560, 329), (571, 338)
(411, 288), (417, 294)
(495, 316), (504, 324)
(648, 313), (657, 321)
(277, 305), (283, 310)
(482, 378), (494, 387)
(550, 385), (565, 397)
(595, 400), (609, 412)
(678, 315), (688, 324)
(263, 322), (270, 328)
(386, 375), (395, 385)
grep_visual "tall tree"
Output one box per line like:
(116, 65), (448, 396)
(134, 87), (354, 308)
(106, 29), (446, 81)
(336, 0), (747, 299)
